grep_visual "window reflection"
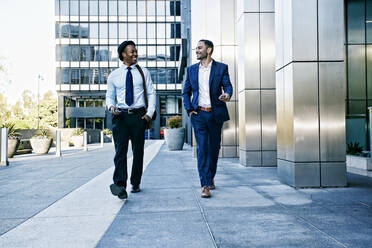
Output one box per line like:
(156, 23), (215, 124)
(81, 69), (90, 84)
(90, 0), (98, 16)
(80, 23), (89, 38)
(91, 23), (99, 38)
(71, 46), (80, 61)
(109, 23), (118, 39)
(128, 23), (137, 38)
(71, 69), (79, 84)
(100, 23), (108, 39)
(99, 0), (108, 16)
(109, 0), (117, 16)
(80, 46), (91, 61)
(80, 0), (89, 16)
(70, 0), (78, 16)
(118, 0), (127, 16)
(119, 23), (127, 39)
(61, 0), (69, 16)
(128, 1), (137, 16)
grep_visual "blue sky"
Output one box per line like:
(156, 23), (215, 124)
(0, 0), (55, 104)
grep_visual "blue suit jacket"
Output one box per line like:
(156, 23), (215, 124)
(182, 60), (233, 123)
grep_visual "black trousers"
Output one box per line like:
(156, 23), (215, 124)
(112, 108), (147, 188)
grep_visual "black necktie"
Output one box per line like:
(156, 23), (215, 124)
(125, 67), (134, 106)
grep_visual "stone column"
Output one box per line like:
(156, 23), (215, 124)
(275, 0), (346, 187)
(190, 0), (238, 157)
(237, 0), (276, 166)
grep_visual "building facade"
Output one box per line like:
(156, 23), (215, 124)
(55, 0), (183, 137)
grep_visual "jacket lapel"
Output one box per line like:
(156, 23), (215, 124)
(194, 63), (200, 89)
(209, 60), (216, 89)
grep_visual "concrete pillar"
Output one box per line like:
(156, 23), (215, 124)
(58, 94), (65, 128)
(237, 0), (276, 166)
(191, 0), (238, 157)
(275, 0), (346, 187)
(83, 131), (88, 151)
(56, 130), (61, 157)
(100, 131), (104, 147)
(0, 128), (9, 166)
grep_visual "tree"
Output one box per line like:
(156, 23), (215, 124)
(0, 92), (11, 125)
(39, 91), (58, 128)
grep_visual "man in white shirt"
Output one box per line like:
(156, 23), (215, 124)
(182, 40), (233, 198)
(106, 40), (156, 200)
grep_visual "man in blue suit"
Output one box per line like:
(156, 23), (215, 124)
(182, 40), (233, 198)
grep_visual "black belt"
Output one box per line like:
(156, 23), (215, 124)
(118, 107), (145, 114)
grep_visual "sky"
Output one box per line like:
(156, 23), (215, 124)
(0, 0), (55, 104)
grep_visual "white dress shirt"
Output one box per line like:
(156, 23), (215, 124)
(198, 61), (212, 108)
(106, 64), (156, 118)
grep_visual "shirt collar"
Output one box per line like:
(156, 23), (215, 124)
(121, 63), (137, 70)
(199, 60), (212, 69)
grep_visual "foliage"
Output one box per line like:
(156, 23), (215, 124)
(72, 128), (84, 136)
(167, 116), (182, 129)
(103, 128), (112, 135)
(0, 122), (20, 139)
(32, 129), (51, 139)
(347, 142), (363, 155)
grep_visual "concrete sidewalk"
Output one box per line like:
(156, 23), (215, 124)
(1, 142), (372, 247)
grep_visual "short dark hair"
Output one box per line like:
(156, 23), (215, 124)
(199, 39), (214, 54)
(118, 40), (136, 61)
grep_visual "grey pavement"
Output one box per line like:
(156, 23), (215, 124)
(0, 142), (372, 247)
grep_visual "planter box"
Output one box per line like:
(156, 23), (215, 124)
(164, 128), (185, 151)
(346, 155), (372, 171)
(30, 138), (53, 154)
(8, 138), (20, 158)
(71, 135), (84, 147)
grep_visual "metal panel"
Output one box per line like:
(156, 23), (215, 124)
(245, 13), (260, 89)
(292, 0), (317, 61)
(319, 62), (346, 161)
(222, 101), (237, 146)
(245, 90), (261, 150)
(277, 159), (295, 186)
(261, 90), (277, 150)
(282, 0), (293, 65)
(262, 151), (277, 166)
(221, 0), (235, 45)
(276, 70), (285, 159)
(292, 63), (319, 162)
(294, 162), (321, 187)
(318, 0), (344, 61)
(244, 150), (262, 166)
(206, 0), (220, 44)
(221, 46), (237, 101)
(237, 17), (246, 92)
(238, 91), (247, 149)
(65, 107), (106, 118)
(243, 0), (259, 12)
(275, 0), (284, 70)
(260, 13), (276, 89)
(283, 64), (294, 161)
(260, 0), (275, 12)
(222, 146), (237, 157)
(321, 162), (347, 187)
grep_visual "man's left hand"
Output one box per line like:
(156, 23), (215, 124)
(218, 93), (230, 102)
(142, 114), (151, 122)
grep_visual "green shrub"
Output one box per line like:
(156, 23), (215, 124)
(347, 142), (363, 155)
(167, 116), (182, 129)
(72, 128), (84, 136)
(32, 129), (51, 139)
(0, 122), (20, 139)
(103, 128), (112, 135)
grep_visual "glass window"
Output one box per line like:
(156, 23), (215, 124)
(86, 99), (95, 107)
(167, 69), (176, 84)
(157, 1), (165, 16)
(368, 45), (372, 99)
(77, 118), (84, 128)
(148, 23), (156, 38)
(86, 118), (94, 129)
(78, 99), (85, 107)
(80, 23), (89, 38)
(148, 68), (157, 84)
(157, 46), (166, 61)
(61, 0), (69, 16)
(100, 23), (108, 39)
(157, 23), (165, 38)
(55, 0), (60, 15)
(55, 23), (60, 38)
(70, 0), (78, 16)
(147, 1), (155, 16)
(90, 0), (98, 16)
(348, 45), (366, 99)
(92, 46), (100, 61)
(56, 68), (61, 84)
(348, 100), (366, 115)
(81, 69), (90, 84)
(109, 23), (118, 39)
(95, 100), (103, 107)
(170, 1), (181, 16)
(80, 0), (89, 16)
(80, 46), (90, 61)
(71, 69), (79, 84)
(71, 46), (80, 61)
(57, 45), (69, 61)
(138, 1), (146, 16)
(158, 68), (166, 83)
(367, 0), (372, 43)
(92, 69), (100, 84)
(128, 23), (137, 38)
(99, 46), (109, 61)
(138, 23), (146, 38)
(119, 23), (127, 39)
(148, 46), (156, 61)
(118, 0), (127, 16)
(128, 1), (137, 16)
(347, 0), (365, 43)
(137, 45), (146, 61)
(60, 23), (70, 38)
(99, 68), (109, 84)
(61, 68), (70, 83)
(70, 24), (79, 38)
(99, 0), (108, 16)
(95, 118), (103, 129)
(91, 23), (99, 38)
(109, 0), (117, 15)
(109, 45), (118, 61)
(169, 45), (180, 61)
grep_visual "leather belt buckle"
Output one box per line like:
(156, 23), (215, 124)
(127, 108), (134, 114)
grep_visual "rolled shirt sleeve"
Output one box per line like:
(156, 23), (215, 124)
(144, 68), (156, 118)
(106, 74), (116, 110)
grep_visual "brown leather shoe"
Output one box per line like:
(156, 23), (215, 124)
(209, 179), (215, 190)
(201, 186), (211, 198)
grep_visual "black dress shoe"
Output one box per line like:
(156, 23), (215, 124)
(110, 184), (125, 196)
(118, 189), (128, 200)
(131, 185), (141, 193)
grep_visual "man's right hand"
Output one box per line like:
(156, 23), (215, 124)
(188, 111), (198, 117)
(110, 106), (121, 115)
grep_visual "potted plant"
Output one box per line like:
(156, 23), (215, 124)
(30, 129), (53, 154)
(103, 128), (113, 143)
(1, 122), (20, 158)
(71, 128), (84, 147)
(164, 116), (185, 151)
